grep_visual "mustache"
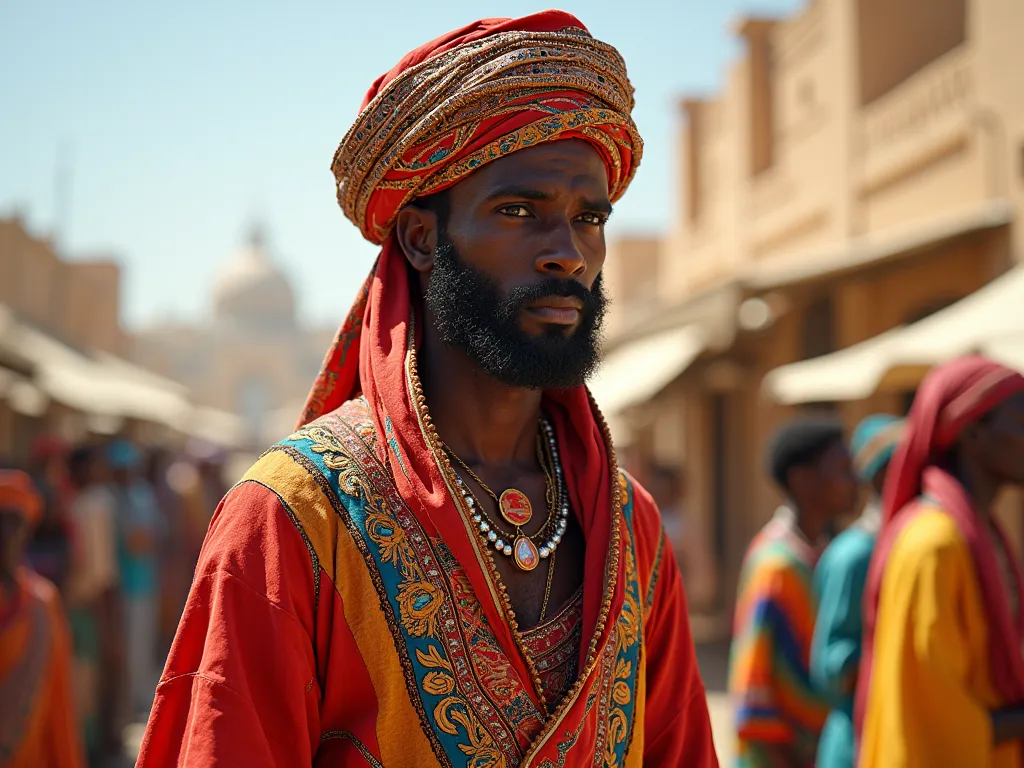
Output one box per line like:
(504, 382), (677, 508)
(500, 276), (605, 315)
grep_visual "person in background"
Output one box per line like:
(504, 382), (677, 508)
(729, 417), (857, 767)
(65, 445), (121, 765)
(810, 414), (904, 768)
(25, 434), (73, 592)
(649, 464), (685, 553)
(0, 469), (84, 768)
(145, 447), (186, 655)
(856, 357), (1024, 767)
(108, 439), (164, 720)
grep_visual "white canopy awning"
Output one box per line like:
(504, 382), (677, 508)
(763, 265), (1024, 404)
(588, 325), (705, 416)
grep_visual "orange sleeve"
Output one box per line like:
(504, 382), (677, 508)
(630, 479), (719, 767)
(137, 482), (322, 768)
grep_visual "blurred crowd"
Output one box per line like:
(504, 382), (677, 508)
(0, 435), (227, 768)
(727, 355), (1024, 768)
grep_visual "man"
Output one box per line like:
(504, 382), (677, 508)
(857, 357), (1024, 767)
(810, 415), (904, 768)
(65, 445), (120, 762)
(139, 11), (717, 767)
(0, 469), (83, 768)
(108, 439), (164, 720)
(729, 418), (857, 767)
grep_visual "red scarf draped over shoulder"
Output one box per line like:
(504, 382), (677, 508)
(297, 11), (642, 712)
(854, 356), (1024, 743)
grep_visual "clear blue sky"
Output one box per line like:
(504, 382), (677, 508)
(0, 0), (800, 330)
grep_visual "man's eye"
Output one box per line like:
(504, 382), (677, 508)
(498, 205), (532, 218)
(578, 212), (608, 226)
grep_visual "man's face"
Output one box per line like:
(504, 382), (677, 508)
(814, 441), (859, 518)
(791, 441), (858, 520)
(422, 140), (611, 389)
(972, 392), (1024, 485)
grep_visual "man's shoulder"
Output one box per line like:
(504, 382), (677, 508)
(236, 397), (379, 527)
(245, 398), (377, 486)
(818, 525), (875, 572)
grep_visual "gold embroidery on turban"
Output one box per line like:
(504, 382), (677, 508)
(331, 27), (643, 244)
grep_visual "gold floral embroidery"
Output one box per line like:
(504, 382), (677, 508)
(423, 672), (455, 696)
(601, 505), (642, 767)
(397, 580), (444, 638)
(293, 418), (508, 764)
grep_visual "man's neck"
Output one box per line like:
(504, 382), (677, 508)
(418, 325), (542, 467)
(788, 503), (826, 545)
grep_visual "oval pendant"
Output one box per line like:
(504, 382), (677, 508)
(513, 536), (539, 571)
(499, 488), (532, 526)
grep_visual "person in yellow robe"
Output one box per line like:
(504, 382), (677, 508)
(856, 356), (1024, 768)
(0, 468), (84, 768)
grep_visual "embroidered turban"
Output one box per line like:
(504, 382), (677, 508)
(0, 469), (42, 525)
(330, 10), (643, 244)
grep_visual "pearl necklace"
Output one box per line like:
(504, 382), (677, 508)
(451, 418), (569, 569)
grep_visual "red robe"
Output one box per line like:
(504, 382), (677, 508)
(138, 399), (717, 767)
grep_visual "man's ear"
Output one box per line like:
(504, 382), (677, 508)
(394, 204), (438, 274)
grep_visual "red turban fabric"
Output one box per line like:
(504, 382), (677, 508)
(297, 12), (643, 689)
(0, 469), (43, 525)
(855, 356), (1024, 744)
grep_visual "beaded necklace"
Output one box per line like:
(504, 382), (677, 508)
(444, 420), (569, 571)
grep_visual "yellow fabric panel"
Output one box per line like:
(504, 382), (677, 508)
(243, 449), (438, 766)
(623, 648), (647, 767)
(860, 508), (1020, 768)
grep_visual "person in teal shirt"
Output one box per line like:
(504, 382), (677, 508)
(108, 439), (165, 719)
(810, 414), (905, 768)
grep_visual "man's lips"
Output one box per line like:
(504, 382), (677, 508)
(525, 297), (583, 325)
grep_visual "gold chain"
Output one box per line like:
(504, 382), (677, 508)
(538, 549), (557, 623)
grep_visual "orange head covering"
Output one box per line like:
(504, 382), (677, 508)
(296, 13), (641, 699)
(0, 469), (42, 525)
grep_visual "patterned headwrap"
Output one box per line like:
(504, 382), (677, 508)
(300, 10), (642, 424)
(850, 414), (905, 483)
(0, 469), (42, 525)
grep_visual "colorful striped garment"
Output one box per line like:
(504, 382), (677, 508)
(729, 507), (829, 767)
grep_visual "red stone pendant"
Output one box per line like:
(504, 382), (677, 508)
(499, 488), (533, 526)
(513, 536), (539, 571)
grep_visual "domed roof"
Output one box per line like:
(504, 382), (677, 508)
(212, 226), (296, 332)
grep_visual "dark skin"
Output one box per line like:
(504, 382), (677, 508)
(394, 140), (612, 628)
(0, 510), (29, 596)
(786, 440), (859, 545)
(949, 392), (1024, 745)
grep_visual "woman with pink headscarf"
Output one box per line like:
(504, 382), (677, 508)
(856, 356), (1024, 767)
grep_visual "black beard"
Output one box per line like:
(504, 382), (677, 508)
(423, 233), (607, 389)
